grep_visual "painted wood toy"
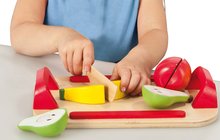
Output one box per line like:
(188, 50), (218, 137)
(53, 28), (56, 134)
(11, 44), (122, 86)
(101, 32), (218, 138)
(69, 75), (112, 83)
(32, 59), (218, 128)
(18, 109), (68, 137)
(87, 66), (117, 102)
(186, 66), (217, 108)
(113, 80), (127, 100)
(69, 110), (186, 119)
(59, 80), (125, 104)
(142, 85), (193, 109)
(69, 76), (126, 100)
(154, 57), (191, 90)
(59, 85), (106, 104)
(33, 67), (59, 109)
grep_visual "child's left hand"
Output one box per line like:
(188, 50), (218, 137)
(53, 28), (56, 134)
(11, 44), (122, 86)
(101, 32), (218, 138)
(111, 47), (152, 96)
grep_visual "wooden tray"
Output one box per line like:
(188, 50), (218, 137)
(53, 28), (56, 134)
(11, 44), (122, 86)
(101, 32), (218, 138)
(33, 67), (218, 128)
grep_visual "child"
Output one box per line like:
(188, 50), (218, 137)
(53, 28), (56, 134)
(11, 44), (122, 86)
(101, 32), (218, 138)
(10, 0), (168, 96)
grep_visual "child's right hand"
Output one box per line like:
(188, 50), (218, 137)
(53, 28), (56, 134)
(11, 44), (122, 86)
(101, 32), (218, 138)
(57, 30), (94, 75)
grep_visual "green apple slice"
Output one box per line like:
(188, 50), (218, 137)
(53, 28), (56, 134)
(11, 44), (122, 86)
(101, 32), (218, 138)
(18, 109), (68, 137)
(142, 85), (192, 109)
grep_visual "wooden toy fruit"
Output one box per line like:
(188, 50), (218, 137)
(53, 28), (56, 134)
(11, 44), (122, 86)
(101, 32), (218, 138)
(154, 57), (191, 90)
(187, 66), (218, 108)
(33, 67), (59, 109)
(18, 109), (68, 137)
(69, 75), (126, 101)
(112, 80), (127, 100)
(59, 85), (105, 104)
(142, 85), (192, 109)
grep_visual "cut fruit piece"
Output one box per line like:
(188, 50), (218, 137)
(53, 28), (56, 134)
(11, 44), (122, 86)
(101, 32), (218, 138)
(69, 75), (112, 83)
(153, 57), (191, 90)
(187, 66), (218, 108)
(18, 109), (68, 137)
(59, 85), (105, 104)
(142, 85), (192, 109)
(113, 80), (127, 100)
(33, 67), (59, 109)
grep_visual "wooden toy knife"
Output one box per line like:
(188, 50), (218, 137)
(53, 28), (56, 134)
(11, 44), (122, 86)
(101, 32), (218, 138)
(87, 66), (117, 102)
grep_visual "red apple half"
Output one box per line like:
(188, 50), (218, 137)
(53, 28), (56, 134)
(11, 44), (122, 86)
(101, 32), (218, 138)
(154, 57), (191, 90)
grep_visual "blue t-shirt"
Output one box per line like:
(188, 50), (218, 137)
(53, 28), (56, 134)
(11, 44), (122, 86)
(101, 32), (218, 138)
(44, 0), (139, 62)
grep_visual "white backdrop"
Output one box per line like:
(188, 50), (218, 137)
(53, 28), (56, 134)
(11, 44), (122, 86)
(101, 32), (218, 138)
(0, 0), (220, 80)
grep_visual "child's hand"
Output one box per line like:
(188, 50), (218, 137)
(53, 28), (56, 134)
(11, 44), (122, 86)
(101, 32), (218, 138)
(111, 47), (151, 96)
(57, 31), (94, 75)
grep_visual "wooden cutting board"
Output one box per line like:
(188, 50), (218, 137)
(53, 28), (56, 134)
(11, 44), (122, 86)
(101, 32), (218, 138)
(33, 76), (218, 128)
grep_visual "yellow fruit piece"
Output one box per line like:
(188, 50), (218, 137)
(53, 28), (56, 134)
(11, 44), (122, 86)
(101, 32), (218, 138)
(112, 80), (127, 100)
(59, 85), (105, 104)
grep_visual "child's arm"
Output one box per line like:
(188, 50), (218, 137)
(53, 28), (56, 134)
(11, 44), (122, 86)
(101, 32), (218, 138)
(10, 0), (94, 75)
(111, 0), (168, 95)
(137, 0), (168, 67)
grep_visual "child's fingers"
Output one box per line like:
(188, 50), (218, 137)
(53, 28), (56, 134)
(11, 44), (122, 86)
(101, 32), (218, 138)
(73, 49), (83, 75)
(110, 67), (119, 80)
(132, 75), (151, 95)
(118, 68), (131, 92)
(126, 70), (141, 94)
(59, 50), (68, 71)
(66, 49), (74, 74)
(83, 43), (94, 73)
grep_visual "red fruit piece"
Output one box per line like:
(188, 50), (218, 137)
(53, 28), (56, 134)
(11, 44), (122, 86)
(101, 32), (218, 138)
(154, 57), (191, 90)
(69, 75), (112, 83)
(187, 66), (217, 108)
(33, 67), (59, 109)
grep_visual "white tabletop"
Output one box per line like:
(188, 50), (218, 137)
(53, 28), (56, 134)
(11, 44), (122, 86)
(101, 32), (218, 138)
(0, 45), (219, 140)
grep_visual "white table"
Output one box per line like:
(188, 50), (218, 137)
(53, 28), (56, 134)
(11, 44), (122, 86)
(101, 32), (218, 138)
(0, 45), (219, 140)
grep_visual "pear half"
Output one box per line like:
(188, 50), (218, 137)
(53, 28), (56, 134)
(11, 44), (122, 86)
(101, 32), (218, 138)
(142, 85), (192, 109)
(18, 109), (68, 137)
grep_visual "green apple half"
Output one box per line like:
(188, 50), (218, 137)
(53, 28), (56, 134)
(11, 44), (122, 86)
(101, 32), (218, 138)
(18, 109), (68, 137)
(142, 85), (192, 109)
